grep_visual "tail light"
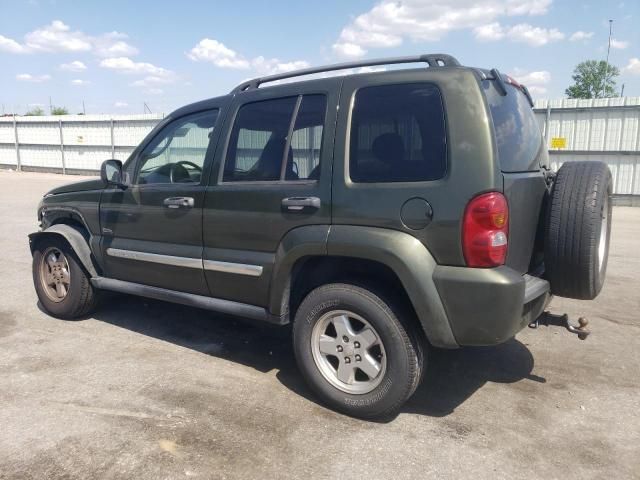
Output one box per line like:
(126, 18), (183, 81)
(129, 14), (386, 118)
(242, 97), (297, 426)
(462, 192), (509, 267)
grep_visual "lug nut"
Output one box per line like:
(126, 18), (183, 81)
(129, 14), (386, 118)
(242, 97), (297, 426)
(355, 355), (361, 362)
(354, 341), (360, 348)
(345, 357), (351, 363)
(342, 336), (349, 343)
(337, 345), (343, 352)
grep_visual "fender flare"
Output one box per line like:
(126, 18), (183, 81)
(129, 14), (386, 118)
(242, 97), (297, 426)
(268, 225), (330, 317)
(28, 224), (99, 278)
(327, 225), (458, 349)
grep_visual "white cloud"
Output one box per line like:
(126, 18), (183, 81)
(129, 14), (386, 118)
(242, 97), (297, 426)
(93, 32), (139, 57)
(507, 23), (564, 46)
(624, 58), (640, 75)
(509, 68), (550, 95)
(187, 39), (250, 68)
(71, 79), (90, 86)
(332, 42), (366, 58)
(511, 69), (550, 85)
(610, 38), (629, 49)
(474, 22), (563, 45)
(251, 56), (310, 75)
(114, 101), (128, 108)
(16, 73), (51, 82)
(332, 0), (554, 57)
(474, 22), (506, 41)
(145, 88), (163, 95)
(130, 75), (175, 87)
(0, 20), (138, 56)
(526, 85), (547, 95)
(570, 30), (594, 41)
(24, 20), (92, 52)
(187, 38), (309, 76)
(59, 60), (87, 72)
(0, 34), (30, 53)
(99, 57), (172, 77)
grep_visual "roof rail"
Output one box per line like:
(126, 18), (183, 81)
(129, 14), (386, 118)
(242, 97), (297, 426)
(230, 53), (461, 94)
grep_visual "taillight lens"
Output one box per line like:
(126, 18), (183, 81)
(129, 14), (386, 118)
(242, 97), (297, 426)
(462, 192), (509, 267)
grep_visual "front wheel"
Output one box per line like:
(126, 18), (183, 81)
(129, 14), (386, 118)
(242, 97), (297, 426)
(32, 237), (98, 319)
(293, 283), (424, 419)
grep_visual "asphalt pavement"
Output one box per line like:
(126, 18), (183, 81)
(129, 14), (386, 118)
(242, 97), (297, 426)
(0, 170), (638, 479)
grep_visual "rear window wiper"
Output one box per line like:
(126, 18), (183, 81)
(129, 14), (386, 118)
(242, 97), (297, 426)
(489, 68), (534, 108)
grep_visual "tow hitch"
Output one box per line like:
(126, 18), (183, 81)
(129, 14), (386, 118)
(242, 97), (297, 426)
(529, 312), (590, 340)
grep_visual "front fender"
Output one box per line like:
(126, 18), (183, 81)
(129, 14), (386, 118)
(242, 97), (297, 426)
(28, 224), (99, 278)
(327, 225), (458, 348)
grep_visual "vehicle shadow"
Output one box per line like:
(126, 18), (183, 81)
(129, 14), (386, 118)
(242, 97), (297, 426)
(81, 294), (544, 420)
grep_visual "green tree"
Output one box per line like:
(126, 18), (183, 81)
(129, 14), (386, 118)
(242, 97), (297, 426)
(51, 106), (69, 115)
(565, 60), (620, 99)
(25, 106), (44, 116)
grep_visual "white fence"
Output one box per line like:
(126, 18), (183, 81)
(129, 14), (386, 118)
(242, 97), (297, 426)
(2, 97), (640, 197)
(0, 114), (163, 173)
(534, 96), (640, 196)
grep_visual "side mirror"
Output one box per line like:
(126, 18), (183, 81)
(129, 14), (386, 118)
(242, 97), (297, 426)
(100, 159), (126, 189)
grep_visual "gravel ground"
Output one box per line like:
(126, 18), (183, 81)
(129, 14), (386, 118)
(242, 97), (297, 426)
(0, 170), (638, 480)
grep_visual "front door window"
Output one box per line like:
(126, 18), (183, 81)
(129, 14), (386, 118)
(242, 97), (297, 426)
(135, 110), (218, 185)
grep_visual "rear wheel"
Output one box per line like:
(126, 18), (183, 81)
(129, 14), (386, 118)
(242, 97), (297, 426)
(545, 161), (613, 299)
(293, 283), (424, 419)
(32, 237), (98, 319)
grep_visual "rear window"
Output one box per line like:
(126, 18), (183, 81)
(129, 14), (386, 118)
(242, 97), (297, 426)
(349, 83), (447, 183)
(483, 80), (542, 172)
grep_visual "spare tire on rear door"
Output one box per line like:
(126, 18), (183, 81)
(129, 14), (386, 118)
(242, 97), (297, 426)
(544, 161), (612, 300)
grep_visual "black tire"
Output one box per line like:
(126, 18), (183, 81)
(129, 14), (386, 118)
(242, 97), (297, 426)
(32, 236), (98, 319)
(545, 161), (613, 300)
(293, 283), (424, 419)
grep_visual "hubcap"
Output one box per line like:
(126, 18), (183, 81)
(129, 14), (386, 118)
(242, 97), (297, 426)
(39, 247), (71, 303)
(598, 196), (609, 274)
(310, 310), (387, 395)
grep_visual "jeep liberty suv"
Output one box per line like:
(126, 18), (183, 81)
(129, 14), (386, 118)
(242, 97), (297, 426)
(29, 54), (612, 419)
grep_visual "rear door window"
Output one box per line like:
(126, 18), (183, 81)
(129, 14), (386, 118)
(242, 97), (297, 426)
(223, 94), (327, 182)
(483, 80), (542, 172)
(349, 83), (447, 183)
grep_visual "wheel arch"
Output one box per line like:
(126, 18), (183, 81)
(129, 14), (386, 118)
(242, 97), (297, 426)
(270, 224), (459, 348)
(29, 224), (100, 278)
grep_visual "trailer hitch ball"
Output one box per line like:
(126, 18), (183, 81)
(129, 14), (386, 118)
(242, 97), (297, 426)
(529, 313), (591, 340)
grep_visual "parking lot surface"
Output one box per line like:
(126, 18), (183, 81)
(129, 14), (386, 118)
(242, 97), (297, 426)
(0, 170), (638, 479)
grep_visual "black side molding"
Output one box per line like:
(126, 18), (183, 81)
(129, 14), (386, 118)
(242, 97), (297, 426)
(90, 277), (287, 325)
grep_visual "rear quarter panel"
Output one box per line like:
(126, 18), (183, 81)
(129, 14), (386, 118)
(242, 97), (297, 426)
(331, 67), (501, 266)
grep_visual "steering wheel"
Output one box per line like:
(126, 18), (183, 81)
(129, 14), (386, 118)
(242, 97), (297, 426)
(170, 161), (202, 183)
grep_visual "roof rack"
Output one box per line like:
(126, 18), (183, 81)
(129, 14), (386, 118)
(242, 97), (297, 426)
(230, 53), (461, 94)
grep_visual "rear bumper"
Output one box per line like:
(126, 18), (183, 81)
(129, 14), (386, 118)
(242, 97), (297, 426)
(433, 265), (550, 346)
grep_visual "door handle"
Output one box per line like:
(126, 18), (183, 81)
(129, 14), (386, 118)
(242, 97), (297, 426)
(163, 197), (194, 209)
(281, 196), (321, 212)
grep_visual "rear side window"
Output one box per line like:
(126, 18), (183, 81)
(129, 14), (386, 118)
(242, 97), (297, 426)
(483, 80), (542, 172)
(223, 94), (326, 182)
(349, 83), (446, 183)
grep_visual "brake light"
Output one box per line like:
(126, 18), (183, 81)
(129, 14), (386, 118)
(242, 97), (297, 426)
(462, 192), (509, 267)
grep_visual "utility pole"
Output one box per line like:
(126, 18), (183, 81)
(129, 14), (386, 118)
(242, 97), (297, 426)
(49, 96), (53, 115)
(601, 19), (613, 99)
(82, 100), (86, 115)
(621, 83), (625, 97)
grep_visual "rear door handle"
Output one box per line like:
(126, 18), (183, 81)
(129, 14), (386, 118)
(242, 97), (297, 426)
(281, 196), (321, 212)
(163, 197), (194, 209)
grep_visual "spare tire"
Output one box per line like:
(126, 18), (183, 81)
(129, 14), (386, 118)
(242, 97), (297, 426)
(545, 161), (612, 300)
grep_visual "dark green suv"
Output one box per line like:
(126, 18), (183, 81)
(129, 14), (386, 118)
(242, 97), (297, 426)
(29, 54), (612, 419)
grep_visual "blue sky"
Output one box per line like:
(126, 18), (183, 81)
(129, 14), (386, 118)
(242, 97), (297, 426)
(1, 0), (638, 115)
